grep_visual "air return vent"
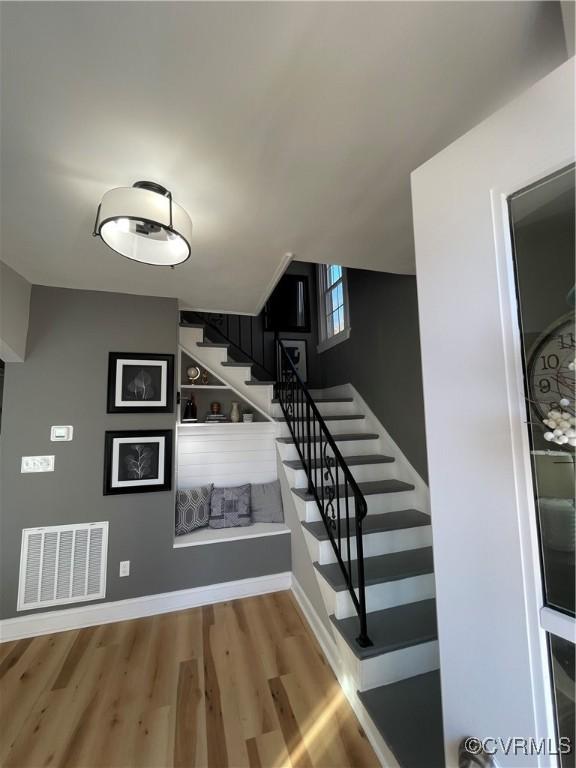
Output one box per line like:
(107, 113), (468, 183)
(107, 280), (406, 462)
(17, 522), (108, 611)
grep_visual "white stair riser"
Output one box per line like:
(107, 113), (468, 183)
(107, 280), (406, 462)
(277, 438), (380, 462)
(285, 463), (396, 489)
(334, 633), (440, 692)
(316, 572), (436, 619)
(180, 327), (205, 347)
(271, 401), (357, 418)
(276, 419), (367, 438)
(215, 364), (253, 385)
(293, 490), (420, 523)
(302, 525), (433, 565)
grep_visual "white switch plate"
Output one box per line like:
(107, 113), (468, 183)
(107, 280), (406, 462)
(51, 425), (73, 442)
(21, 456), (55, 473)
(119, 560), (130, 577)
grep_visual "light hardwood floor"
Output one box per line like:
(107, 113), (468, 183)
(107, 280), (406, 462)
(0, 590), (379, 768)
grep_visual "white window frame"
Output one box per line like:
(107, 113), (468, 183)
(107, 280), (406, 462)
(317, 264), (351, 353)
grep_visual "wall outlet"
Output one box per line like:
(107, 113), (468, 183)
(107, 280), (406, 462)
(21, 455), (55, 473)
(119, 560), (130, 577)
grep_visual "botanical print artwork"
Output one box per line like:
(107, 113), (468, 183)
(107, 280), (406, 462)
(121, 365), (162, 402)
(107, 353), (174, 413)
(104, 430), (172, 495)
(118, 442), (159, 481)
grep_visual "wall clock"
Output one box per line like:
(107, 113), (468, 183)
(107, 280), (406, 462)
(527, 311), (575, 442)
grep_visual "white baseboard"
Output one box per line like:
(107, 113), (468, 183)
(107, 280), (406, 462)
(291, 577), (400, 768)
(0, 571), (292, 643)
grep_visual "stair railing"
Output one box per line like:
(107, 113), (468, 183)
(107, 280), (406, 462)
(276, 338), (372, 647)
(181, 310), (276, 382)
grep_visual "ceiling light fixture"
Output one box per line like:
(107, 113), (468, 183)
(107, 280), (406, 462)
(93, 181), (192, 267)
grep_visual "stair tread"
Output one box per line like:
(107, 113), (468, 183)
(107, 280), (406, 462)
(277, 433), (378, 444)
(331, 598), (438, 659)
(179, 323), (205, 329)
(359, 671), (444, 768)
(272, 396), (354, 404)
(314, 546), (434, 591)
(197, 342), (229, 348)
(284, 454), (394, 470)
(292, 479), (414, 501)
(275, 414), (365, 422)
(302, 510), (430, 541)
(221, 361), (251, 367)
(246, 380), (275, 385)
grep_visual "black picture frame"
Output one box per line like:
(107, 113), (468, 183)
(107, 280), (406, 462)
(264, 274), (311, 333)
(277, 339), (308, 382)
(107, 353), (174, 414)
(103, 430), (173, 495)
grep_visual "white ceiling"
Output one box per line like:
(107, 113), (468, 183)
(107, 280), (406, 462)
(0, 2), (567, 314)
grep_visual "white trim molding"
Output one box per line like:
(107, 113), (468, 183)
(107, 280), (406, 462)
(0, 571), (292, 642)
(540, 607), (576, 644)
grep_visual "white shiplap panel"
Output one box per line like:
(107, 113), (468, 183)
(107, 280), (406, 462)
(177, 422), (279, 489)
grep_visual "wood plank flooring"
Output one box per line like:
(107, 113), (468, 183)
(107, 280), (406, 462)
(0, 591), (379, 768)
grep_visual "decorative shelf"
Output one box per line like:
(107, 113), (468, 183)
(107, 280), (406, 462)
(180, 384), (229, 389)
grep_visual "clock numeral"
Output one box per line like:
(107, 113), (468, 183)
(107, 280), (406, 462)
(538, 379), (551, 394)
(539, 354), (559, 371)
(557, 332), (575, 350)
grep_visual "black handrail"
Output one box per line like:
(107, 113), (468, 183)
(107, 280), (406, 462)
(276, 338), (372, 647)
(181, 311), (276, 382)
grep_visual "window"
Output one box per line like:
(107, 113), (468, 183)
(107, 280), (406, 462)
(317, 264), (350, 352)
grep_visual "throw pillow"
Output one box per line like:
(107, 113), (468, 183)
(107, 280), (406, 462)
(251, 480), (284, 523)
(209, 485), (252, 528)
(175, 485), (213, 536)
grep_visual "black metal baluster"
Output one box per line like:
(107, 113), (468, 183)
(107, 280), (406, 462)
(345, 479), (351, 577)
(335, 462), (341, 555)
(306, 400), (313, 494)
(355, 493), (370, 647)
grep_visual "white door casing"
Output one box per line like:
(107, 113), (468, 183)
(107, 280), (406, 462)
(411, 59), (575, 767)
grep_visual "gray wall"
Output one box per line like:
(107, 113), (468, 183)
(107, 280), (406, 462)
(0, 261), (31, 362)
(319, 269), (428, 480)
(0, 286), (290, 619)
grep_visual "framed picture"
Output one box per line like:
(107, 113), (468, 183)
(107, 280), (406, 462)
(107, 353), (174, 413)
(277, 339), (308, 382)
(104, 430), (172, 495)
(264, 274), (311, 333)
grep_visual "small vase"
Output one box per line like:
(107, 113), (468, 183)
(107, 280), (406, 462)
(230, 401), (240, 423)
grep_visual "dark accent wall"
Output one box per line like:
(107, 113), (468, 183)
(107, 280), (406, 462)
(0, 286), (290, 619)
(185, 261), (322, 387)
(319, 269), (428, 480)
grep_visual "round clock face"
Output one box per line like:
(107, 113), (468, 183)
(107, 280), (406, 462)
(527, 311), (575, 422)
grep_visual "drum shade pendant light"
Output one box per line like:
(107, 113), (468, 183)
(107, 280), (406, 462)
(93, 181), (192, 266)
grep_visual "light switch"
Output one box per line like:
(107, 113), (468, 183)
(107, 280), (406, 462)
(51, 426), (73, 442)
(119, 561), (130, 577)
(21, 456), (55, 473)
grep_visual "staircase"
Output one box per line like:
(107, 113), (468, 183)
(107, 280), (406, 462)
(179, 319), (445, 768)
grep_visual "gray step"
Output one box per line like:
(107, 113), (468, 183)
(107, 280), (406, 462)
(302, 509), (430, 542)
(314, 546), (434, 591)
(179, 322), (205, 329)
(221, 361), (251, 368)
(359, 671), (445, 768)
(277, 432), (378, 444)
(246, 379), (275, 386)
(272, 396), (354, 404)
(331, 598), (437, 660)
(197, 341), (229, 349)
(275, 414), (365, 422)
(292, 479), (414, 502)
(284, 454), (394, 470)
